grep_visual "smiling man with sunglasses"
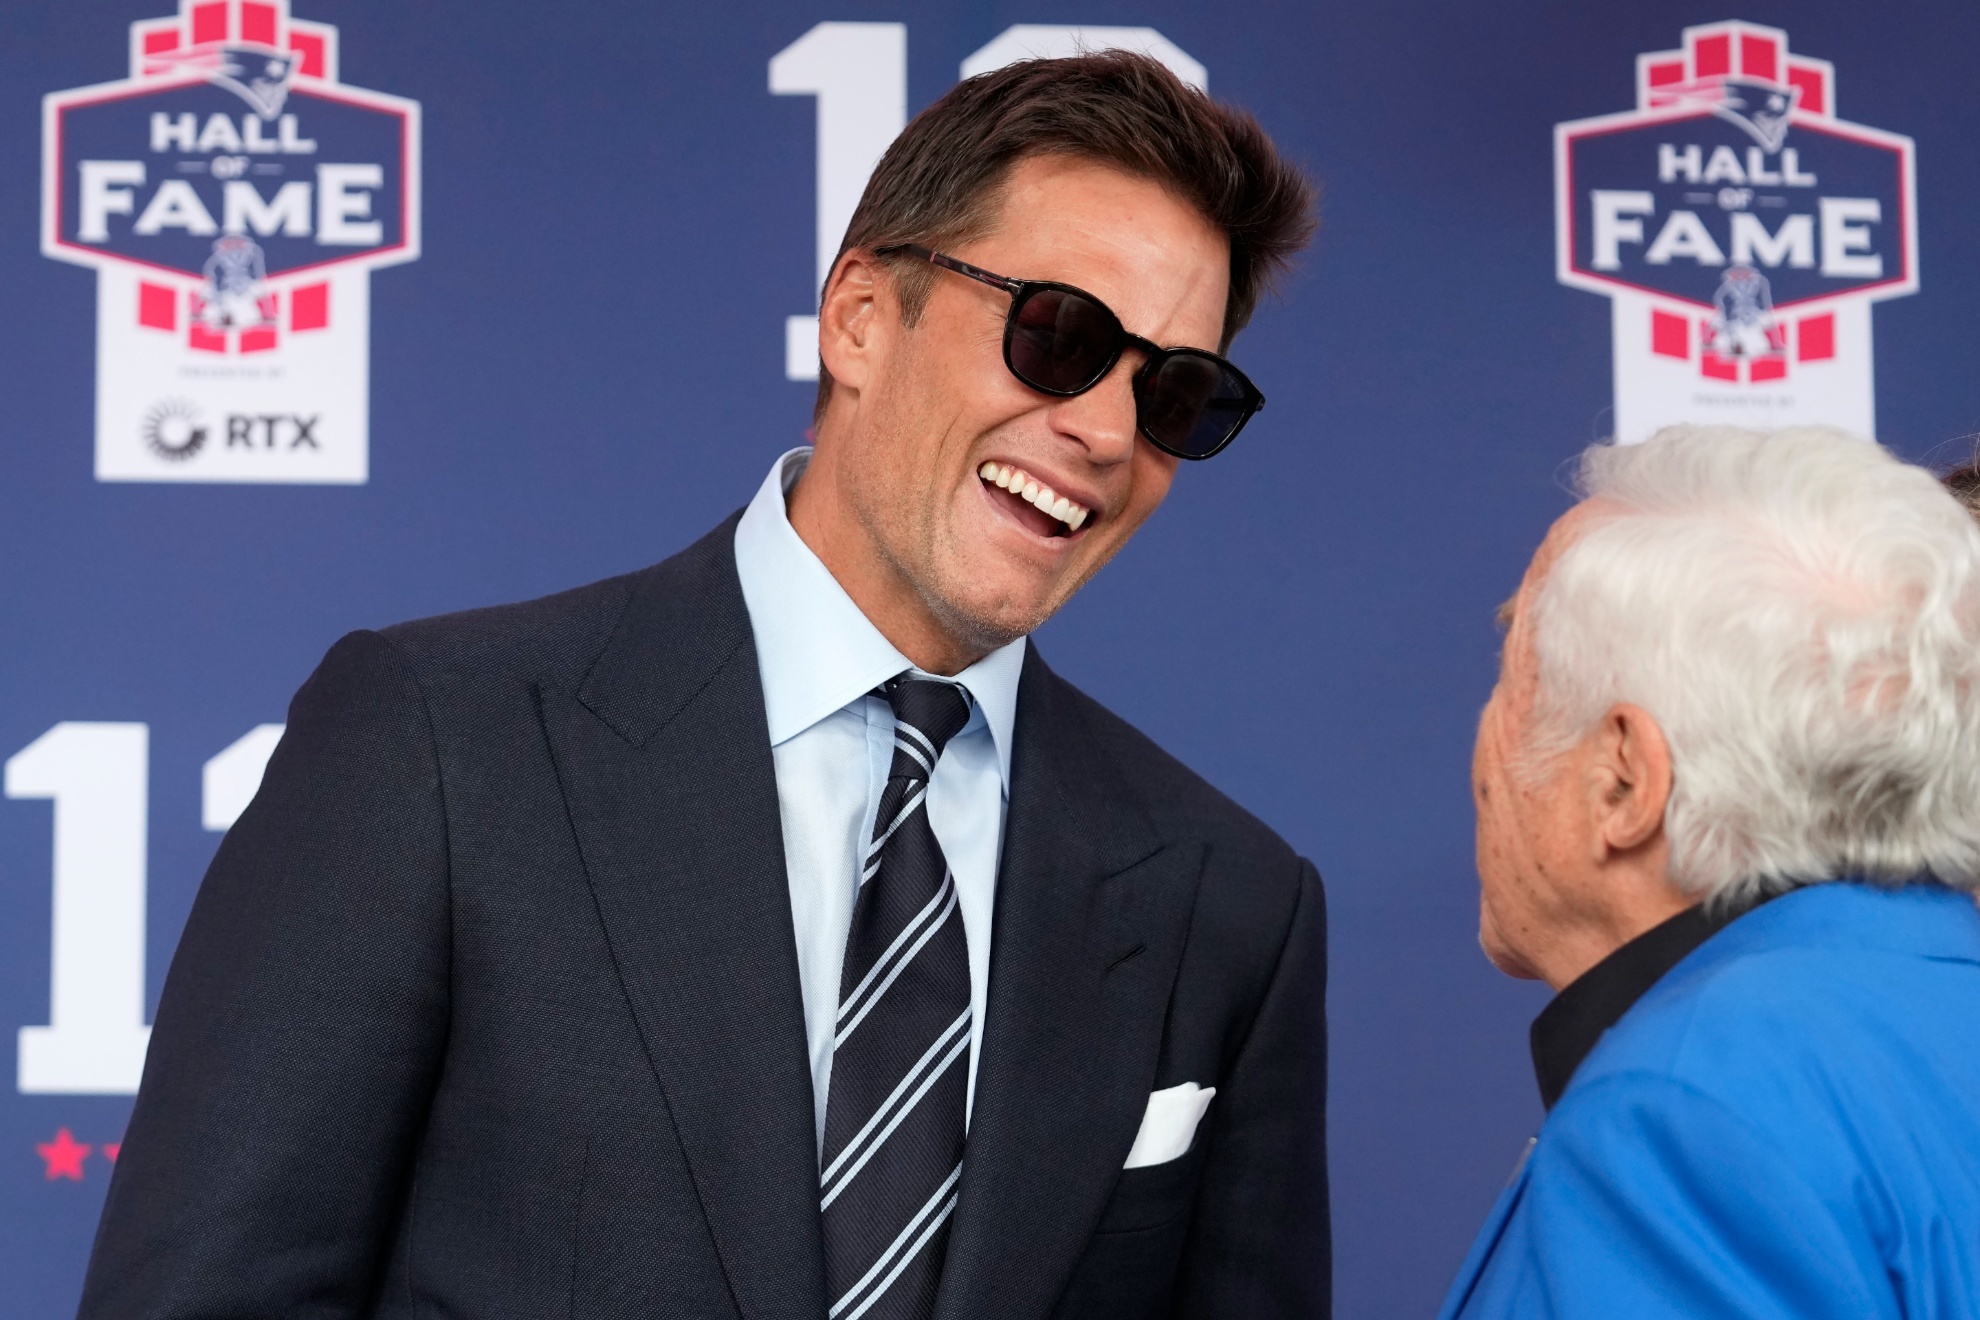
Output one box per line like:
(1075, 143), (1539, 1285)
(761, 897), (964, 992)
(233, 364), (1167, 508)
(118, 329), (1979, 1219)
(80, 51), (1326, 1320)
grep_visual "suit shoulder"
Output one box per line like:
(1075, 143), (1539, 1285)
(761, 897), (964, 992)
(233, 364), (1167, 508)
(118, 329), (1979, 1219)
(371, 514), (744, 693)
(371, 568), (647, 693)
(1050, 671), (1302, 873)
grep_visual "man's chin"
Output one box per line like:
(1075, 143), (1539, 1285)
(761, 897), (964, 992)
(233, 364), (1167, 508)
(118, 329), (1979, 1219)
(1478, 913), (1544, 982)
(928, 515), (1118, 653)
(922, 575), (1058, 657)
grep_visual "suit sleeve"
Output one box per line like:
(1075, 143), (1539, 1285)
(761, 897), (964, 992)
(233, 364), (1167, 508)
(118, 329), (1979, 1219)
(1470, 1072), (1889, 1320)
(78, 630), (452, 1319)
(1172, 857), (1330, 1318)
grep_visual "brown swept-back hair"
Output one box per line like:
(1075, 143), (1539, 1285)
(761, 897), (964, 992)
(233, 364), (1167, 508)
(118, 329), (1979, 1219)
(812, 49), (1317, 420)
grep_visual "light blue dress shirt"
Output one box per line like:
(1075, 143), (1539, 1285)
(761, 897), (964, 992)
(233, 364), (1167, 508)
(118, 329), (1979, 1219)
(733, 447), (1025, 1154)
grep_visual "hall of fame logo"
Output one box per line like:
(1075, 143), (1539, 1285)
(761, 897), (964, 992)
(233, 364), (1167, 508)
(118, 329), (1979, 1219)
(41, 0), (420, 482)
(1555, 21), (1916, 443)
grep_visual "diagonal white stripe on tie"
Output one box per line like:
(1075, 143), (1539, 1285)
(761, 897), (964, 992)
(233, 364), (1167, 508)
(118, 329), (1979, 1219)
(822, 1008), (972, 1189)
(838, 874), (955, 1026)
(829, 1164), (964, 1319)
(820, 1028), (971, 1211)
(894, 720), (937, 760)
(863, 784), (929, 867)
(893, 735), (932, 775)
(834, 883), (960, 1048)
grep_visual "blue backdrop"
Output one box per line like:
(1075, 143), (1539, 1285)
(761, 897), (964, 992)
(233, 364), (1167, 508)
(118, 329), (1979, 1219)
(5, 1), (1978, 1314)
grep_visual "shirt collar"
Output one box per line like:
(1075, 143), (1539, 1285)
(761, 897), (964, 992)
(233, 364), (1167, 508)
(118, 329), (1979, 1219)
(1528, 902), (1736, 1112)
(732, 447), (1025, 790)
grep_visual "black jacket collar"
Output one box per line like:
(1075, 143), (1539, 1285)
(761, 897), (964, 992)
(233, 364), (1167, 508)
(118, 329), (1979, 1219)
(1530, 904), (1733, 1111)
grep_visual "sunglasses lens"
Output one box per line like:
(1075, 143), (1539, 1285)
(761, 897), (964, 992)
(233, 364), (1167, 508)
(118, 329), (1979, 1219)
(1007, 287), (1120, 393)
(1135, 352), (1256, 458)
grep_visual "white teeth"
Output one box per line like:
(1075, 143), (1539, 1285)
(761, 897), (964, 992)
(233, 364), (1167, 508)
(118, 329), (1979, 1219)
(976, 462), (1091, 532)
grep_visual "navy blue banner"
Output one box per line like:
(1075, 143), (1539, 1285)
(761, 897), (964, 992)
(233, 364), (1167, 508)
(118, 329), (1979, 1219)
(53, 81), (412, 278)
(5, 2), (1979, 1315)
(1565, 103), (1911, 309)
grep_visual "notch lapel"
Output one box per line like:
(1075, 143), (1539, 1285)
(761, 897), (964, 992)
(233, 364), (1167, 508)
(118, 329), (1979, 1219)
(935, 649), (1206, 1320)
(539, 516), (828, 1320)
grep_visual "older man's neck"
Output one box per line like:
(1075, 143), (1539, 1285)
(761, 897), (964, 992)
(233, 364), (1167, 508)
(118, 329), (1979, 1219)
(1541, 876), (1696, 992)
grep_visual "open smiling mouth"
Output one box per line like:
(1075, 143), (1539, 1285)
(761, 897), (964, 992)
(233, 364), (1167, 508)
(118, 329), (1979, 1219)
(978, 462), (1092, 539)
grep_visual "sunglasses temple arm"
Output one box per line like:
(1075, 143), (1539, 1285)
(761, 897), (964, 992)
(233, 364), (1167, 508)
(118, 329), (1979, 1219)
(922, 249), (1022, 295)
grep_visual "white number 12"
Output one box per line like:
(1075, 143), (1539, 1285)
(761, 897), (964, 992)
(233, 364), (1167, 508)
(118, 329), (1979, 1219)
(770, 22), (1206, 383)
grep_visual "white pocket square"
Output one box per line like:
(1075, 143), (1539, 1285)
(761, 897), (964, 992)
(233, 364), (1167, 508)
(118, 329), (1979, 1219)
(1124, 1082), (1216, 1169)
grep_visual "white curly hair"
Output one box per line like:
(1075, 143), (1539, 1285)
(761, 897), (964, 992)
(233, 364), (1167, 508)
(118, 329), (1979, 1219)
(1522, 425), (1980, 908)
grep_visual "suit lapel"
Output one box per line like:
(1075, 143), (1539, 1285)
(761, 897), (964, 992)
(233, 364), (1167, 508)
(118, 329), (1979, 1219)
(539, 516), (828, 1320)
(935, 648), (1206, 1320)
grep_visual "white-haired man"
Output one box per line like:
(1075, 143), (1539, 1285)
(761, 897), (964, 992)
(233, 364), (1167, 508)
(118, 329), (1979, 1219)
(1440, 425), (1980, 1320)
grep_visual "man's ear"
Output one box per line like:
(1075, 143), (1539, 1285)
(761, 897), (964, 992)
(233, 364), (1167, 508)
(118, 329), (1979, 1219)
(818, 251), (889, 397)
(1590, 702), (1673, 858)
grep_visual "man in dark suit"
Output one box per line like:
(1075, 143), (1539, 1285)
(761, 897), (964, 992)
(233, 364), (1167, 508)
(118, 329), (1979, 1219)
(80, 52), (1326, 1320)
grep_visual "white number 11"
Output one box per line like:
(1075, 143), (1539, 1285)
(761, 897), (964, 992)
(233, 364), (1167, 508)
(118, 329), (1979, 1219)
(7, 721), (281, 1095)
(8, 723), (151, 1095)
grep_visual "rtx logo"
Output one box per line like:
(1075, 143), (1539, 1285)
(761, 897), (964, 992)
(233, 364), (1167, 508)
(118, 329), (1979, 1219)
(139, 399), (319, 461)
(140, 397), (206, 460)
(224, 412), (320, 449)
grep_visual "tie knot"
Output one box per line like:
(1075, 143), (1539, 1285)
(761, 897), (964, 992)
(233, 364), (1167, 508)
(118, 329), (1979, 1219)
(883, 676), (972, 775)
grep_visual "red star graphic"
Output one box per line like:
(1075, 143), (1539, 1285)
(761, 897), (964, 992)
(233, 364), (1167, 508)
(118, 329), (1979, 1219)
(36, 1128), (91, 1181)
(102, 1142), (121, 1164)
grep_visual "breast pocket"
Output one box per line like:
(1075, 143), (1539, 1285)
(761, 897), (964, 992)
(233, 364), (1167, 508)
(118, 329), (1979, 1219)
(1054, 1144), (1209, 1318)
(1093, 1140), (1208, 1235)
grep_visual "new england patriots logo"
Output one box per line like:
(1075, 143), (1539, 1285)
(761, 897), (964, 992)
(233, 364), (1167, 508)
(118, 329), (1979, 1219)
(152, 44), (301, 118)
(1709, 77), (1800, 152)
(212, 46), (301, 117)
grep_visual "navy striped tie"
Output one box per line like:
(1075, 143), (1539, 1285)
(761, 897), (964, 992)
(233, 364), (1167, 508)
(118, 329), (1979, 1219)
(820, 675), (974, 1320)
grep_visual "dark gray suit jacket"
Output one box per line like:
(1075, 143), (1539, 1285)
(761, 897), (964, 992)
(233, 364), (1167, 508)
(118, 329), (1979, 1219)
(79, 515), (1329, 1319)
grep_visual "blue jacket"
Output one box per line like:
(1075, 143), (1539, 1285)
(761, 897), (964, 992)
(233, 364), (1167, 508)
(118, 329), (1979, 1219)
(1440, 881), (1980, 1319)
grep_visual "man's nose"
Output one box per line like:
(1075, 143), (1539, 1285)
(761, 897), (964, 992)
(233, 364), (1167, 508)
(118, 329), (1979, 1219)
(1043, 355), (1141, 465)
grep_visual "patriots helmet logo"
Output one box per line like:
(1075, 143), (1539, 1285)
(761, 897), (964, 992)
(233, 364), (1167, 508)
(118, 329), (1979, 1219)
(1711, 76), (1801, 153)
(151, 43), (301, 118)
(210, 45), (300, 118)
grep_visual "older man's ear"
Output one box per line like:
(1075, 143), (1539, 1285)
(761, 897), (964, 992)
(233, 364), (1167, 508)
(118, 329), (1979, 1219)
(1586, 702), (1675, 871)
